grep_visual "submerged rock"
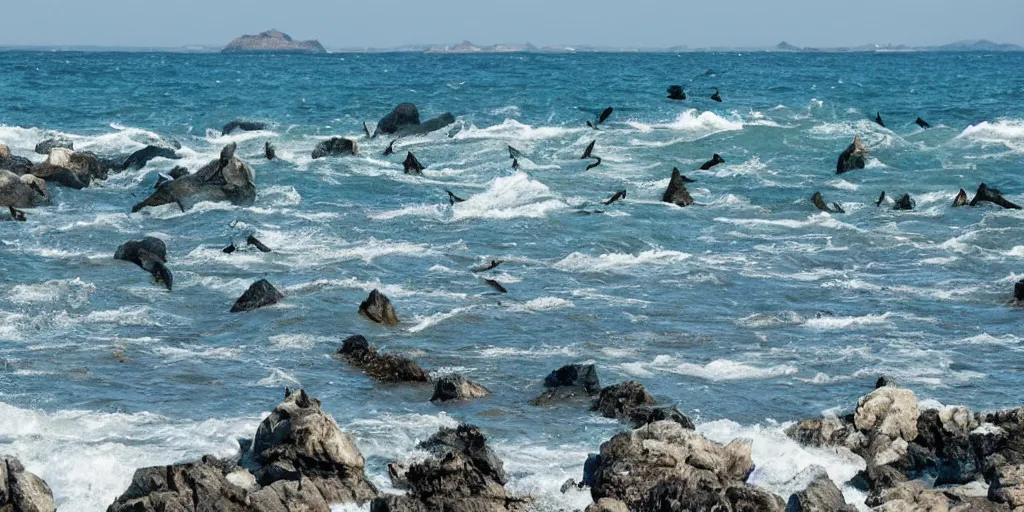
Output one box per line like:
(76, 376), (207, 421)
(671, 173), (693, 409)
(533, 364), (602, 405)
(114, 237), (173, 291)
(431, 374), (491, 402)
(952, 188), (970, 207)
(131, 143), (255, 212)
(34, 137), (73, 154)
(836, 136), (868, 174)
(359, 289), (399, 325)
(336, 334), (429, 383)
(812, 191), (844, 213)
(230, 279), (284, 312)
(222, 29), (327, 54)
(893, 193), (916, 210)
(373, 103), (455, 138)
(0, 457), (57, 512)
(662, 167), (694, 207)
(222, 120), (266, 135)
(122, 144), (180, 171)
(312, 137), (358, 159)
(372, 424), (525, 512)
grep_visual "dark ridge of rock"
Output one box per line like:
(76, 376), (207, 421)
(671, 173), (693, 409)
(662, 167), (694, 206)
(403, 152), (424, 174)
(953, 188), (969, 207)
(222, 120), (267, 135)
(122, 145), (180, 171)
(592, 381), (655, 421)
(836, 136), (868, 174)
(430, 374), (491, 402)
(970, 183), (1022, 209)
(629, 405), (696, 430)
(312, 137), (358, 159)
(222, 30), (327, 54)
(34, 137), (73, 154)
(131, 143), (254, 212)
(359, 289), (399, 325)
(1015, 279), (1024, 302)
(372, 424), (526, 512)
(230, 279), (284, 312)
(0, 457), (57, 512)
(372, 103), (455, 138)
(336, 334), (429, 383)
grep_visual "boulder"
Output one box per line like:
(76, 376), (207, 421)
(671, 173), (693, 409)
(836, 136), (868, 174)
(989, 464), (1024, 508)
(0, 457), (57, 512)
(853, 387), (921, 467)
(592, 381), (655, 421)
(108, 456), (251, 512)
(222, 120), (267, 135)
(122, 145), (180, 171)
(222, 30), (327, 54)
(662, 167), (694, 206)
(586, 498), (629, 512)
(431, 374), (491, 402)
(590, 420), (764, 511)
(0, 145), (33, 176)
(31, 148), (118, 188)
(1, 171), (51, 219)
(1015, 280), (1024, 303)
(893, 193), (915, 210)
(952, 188), (969, 207)
(786, 469), (856, 511)
(914, 407), (981, 485)
(34, 137), (72, 154)
(114, 237), (173, 291)
(532, 364), (601, 405)
(375, 103), (420, 136)
(631, 405), (696, 430)
(336, 335), (429, 383)
(312, 138), (358, 159)
(371, 424), (524, 512)
(230, 279), (284, 312)
(359, 289), (399, 325)
(132, 143), (255, 212)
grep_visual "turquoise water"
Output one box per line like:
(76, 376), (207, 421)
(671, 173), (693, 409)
(1, 51), (1023, 510)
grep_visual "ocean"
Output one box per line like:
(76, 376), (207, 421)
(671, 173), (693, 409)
(1, 50), (1022, 511)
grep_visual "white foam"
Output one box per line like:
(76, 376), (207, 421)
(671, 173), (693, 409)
(451, 171), (567, 221)
(9, 278), (95, 308)
(406, 306), (477, 333)
(958, 118), (1024, 151)
(506, 297), (574, 313)
(628, 355), (797, 381)
(255, 369), (302, 387)
(553, 249), (691, 273)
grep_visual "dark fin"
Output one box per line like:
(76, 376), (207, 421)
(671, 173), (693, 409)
(403, 152), (424, 174)
(222, 244), (237, 254)
(9, 206), (27, 221)
(363, 122), (373, 138)
(952, 188), (969, 207)
(679, 174), (696, 183)
(711, 88), (723, 102)
(284, 387), (293, 399)
(915, 117), (931, 129)
(585, 157), (602, 171)
(581, 140), (596, 159)
(832, 202), (845, 214)
(246, 235), (272, 253)
(811, 192), (829, 212)
(602, 190), (627, 205)
(586, 120), (595, 129)
(508, 145), (523, 159)
(446, 189), (465, 205)
(667, 85), (686, 100)
(483, 278), (508, 293)
(512, 158), (519, 170)
(598, 107), (614, 125)
(473, 259), (503, 272)
(876, 191), (886, 207)
(264, 142), (276, 160)
(383, 140), (395, 157)
(875, 113), (885, 128)
(150, 261), (174, 291)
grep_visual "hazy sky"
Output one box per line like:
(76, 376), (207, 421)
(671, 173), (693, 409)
(3, 0), (1022, 48)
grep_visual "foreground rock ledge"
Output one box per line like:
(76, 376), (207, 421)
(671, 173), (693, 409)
(1, 457), (57, 512)
(107, 389), (376, 511)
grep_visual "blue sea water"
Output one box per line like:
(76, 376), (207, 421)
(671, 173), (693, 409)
(1, 50), (1023, 510)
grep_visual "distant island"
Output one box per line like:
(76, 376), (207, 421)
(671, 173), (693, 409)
(221, 30), (326, 54)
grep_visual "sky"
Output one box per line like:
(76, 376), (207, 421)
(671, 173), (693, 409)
(2, 0), (1022, 49)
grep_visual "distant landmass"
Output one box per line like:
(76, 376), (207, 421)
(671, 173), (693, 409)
(221, 30), (326, 54)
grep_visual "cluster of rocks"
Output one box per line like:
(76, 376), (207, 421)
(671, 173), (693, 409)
(132, 143), (255, 213)
(787, 382), (1024, 510)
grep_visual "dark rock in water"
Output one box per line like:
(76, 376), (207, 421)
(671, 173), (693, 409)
(482, 278), (507, 293)
(383, 140), (395, 156)
(222, 235), (271, 254)
(30, 148), (119, 188)
(952, 188), (969, 207)
(222, 29), (327, 54)
(913, 407), (981, 485)
(446, 189), (465, 205)
(662, 167), (694, 207)
(1, 170), (50, 220)
(811, 191), (844, 213)
(375, 103), (421, 136)
(508, 145), (523, 159)
(875, 112), (886, 128)
(893, 193), (915, 210)
(603, 190), (627, 205)
(371, 424), (524, 512)
(132, 144), (255, 212)
(230, 279), (284, 312)
(115, 237), (173, 290)
(836, 136), (868, 174)
(0, 456), (57, 512)
(407, 113), (456, 136)
(787, 468), (856, 512)
(264, 141), (275, 160)
(586, 498), (629, 512)
(700, 153), (725, 170)
(430, 374), (491, 402)
(221, 120), (266, 135)
(167, 165), (189, 180)
(403, 152), (424, 174)
(34, 137), (73, 154)
(667, 85), (686, 100)
(109, 390), (376, 511)
(630, 405), (696, 430)
(876, 376), (897, 388)
(312, 137), (358, 159)
(915, 117), (932, 129)
(336, 334), (429, 383)
(359, 289), (399, 325)
(876, 191), (887, 207)
(970, 183), (1022, 209)
(533, 364), (602, 406)
(0, 146), (34, 176)
(1016, 280), (1024, 302)
(592, 381), (655, 421)
(590, 421), (770, 512)
(122, 145), (180, 171)
(711, 88), (723, 102)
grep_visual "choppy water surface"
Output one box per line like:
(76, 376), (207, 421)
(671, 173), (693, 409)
(1, 51), (1023, 510)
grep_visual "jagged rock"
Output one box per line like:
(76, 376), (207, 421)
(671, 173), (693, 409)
(122, 145), (180, 170)
(1, 170), (50, 220)
(1015, 280), (1024, 304)
(787, 468), (856, 511)
(662, 167), (694, 206)
(34, 137), (72, 154)
(230, 279), (284, 312)
(630, 405), (696, 430)
(914, 407), (981, 485)
(532, 364), (601, 405)
(0, 146), (33, 175)
(431, 374), (491, 402)
(836, 136), (868, 174)
(868, 481), (948, 511)
(0, 457), (57, 512)
(312, 138), (358, 159)
(854, 386), (921, 466)
(336, 335), (429, 383)
(359, 289), (398, 325)
(131, 143), (255, 212)
(31, 148), (118, 188)
(107, 456), (251, 512)
(222, 30), (326, 54)
(952, 188), (969, 207)
(592, 381), (655, 421)
(590, 420), (762, 511)
(371, 424), (523, 512)
(586, 498), (629, 512)
(877, 376), (898, 388)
